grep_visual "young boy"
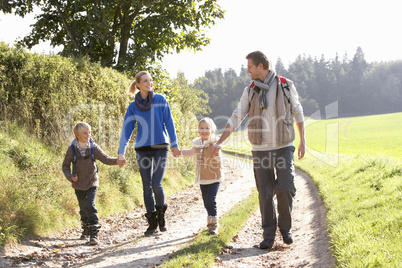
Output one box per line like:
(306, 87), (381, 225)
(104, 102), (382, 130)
(62, 122), (118, 245)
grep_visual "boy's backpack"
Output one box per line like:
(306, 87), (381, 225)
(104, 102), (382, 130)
(248, 76), (291, 104)
(71, 138), (96, 176)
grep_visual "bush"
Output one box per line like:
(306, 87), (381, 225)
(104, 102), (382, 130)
(0, 43), (206, 245)
(0, 42), (130, 149)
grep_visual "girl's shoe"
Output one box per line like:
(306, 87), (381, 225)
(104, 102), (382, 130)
(207, 216), (219, 235)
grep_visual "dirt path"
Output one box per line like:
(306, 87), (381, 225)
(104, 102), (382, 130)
(0, 155), (335, 267)
(213, 168), (335, 268)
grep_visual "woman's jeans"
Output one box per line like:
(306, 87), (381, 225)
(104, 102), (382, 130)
(75, 187), (98, 225)
(200, 182), (220, 216)
(136, 149), (169, 214)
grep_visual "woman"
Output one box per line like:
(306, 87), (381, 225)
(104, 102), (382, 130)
(118, 71), (180, 236)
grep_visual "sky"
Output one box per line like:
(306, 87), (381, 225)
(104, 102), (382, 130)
(1, 0), (401, 82)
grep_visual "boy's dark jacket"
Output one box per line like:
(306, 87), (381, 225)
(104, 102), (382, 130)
(62, 141), (117, 191)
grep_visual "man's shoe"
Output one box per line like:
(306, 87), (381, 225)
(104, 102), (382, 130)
(259, 238), (274, 249)
(280, 229), (293, 244)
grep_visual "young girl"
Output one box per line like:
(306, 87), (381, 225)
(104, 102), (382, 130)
(181, 117), (222, 234)
(62, 122), (118, 245)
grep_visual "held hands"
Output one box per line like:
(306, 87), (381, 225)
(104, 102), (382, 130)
(211, 142), (222, 155)
(117, 154), (127, 167)
(203, 144), (220, 158)
(171, 146), (181, 158)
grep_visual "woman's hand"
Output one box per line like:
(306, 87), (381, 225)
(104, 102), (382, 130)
(117, 154), (127, 167)
(171, 147), (181, 157)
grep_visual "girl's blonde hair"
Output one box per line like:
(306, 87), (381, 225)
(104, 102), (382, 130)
(127, 71), (151, 96)
(198, 117), (217, 132)
(73, 122), (91, 139)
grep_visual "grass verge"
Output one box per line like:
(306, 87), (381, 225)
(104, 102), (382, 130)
(161, 189), (259, 268)
(296, 154), (402, 267)
(221, 112), (402, 267)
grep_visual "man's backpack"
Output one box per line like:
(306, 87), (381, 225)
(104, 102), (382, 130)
(278, 76), (291, 104)
(71, 138), (96, 176)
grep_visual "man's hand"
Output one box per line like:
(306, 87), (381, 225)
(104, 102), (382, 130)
(72, 175), (78, 182)
(298, 142), (306, 160)
(211, 142), (222, 155)
(296, 121), (306, 160)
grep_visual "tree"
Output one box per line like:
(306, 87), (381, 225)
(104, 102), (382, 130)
(1, 0), (224, 72)
(275, 58), (289, 77)
(339, 47), (369, 115)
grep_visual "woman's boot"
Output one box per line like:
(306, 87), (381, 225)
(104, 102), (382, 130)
(155, 204), (167, 232)
(89, 224), (101, 245)
(144, 211), (158, 236)
(207, 216), (219, 235)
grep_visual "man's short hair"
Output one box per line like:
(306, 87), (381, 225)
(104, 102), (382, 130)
(246, 51), (269, 70)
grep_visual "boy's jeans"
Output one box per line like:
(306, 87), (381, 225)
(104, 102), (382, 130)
(200, 182), (220, 216)
(136, 149), (169, 214)
(75, 187), (98, 225)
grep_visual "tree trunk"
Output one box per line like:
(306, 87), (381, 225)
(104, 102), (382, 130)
(116, 6), (141, 69)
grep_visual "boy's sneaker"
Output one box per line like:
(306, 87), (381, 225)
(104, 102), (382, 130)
(80, 224), (90, 240)
(280, 229), (293, 244)
(89, 224), (101, 245)
(259, 238), (274, 249)
(80, 234), (89, 240)
(90, 236), (99, 245)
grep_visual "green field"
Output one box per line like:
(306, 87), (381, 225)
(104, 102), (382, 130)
(222, 112), (402, 267)
(224, 112), (402, 161)
(304, 112), (402, 161)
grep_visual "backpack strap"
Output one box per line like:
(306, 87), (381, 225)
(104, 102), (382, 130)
(70, 139), (96, 176)
(247, 81), (255, 104)
(278, 76), (291, 104)
(71, 140), (78, 176)
(89, 138), (98, 173)
(89, 138), (95, 161)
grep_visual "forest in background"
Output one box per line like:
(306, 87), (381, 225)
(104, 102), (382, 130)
(194, 47), (402, 129)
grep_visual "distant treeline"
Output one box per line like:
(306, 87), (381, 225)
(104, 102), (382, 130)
(194, 47), (402, 129)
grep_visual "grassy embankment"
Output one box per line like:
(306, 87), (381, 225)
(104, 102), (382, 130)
(0, 122), (194, 245)
(0, 43), (200, 246)
(223, 112), (402, 267)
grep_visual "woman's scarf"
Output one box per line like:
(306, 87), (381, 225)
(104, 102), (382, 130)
(135, 90), (154, 111)
(253, 69), (277, 109)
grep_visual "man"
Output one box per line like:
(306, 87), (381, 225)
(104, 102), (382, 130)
(213, 51), (305, 249)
